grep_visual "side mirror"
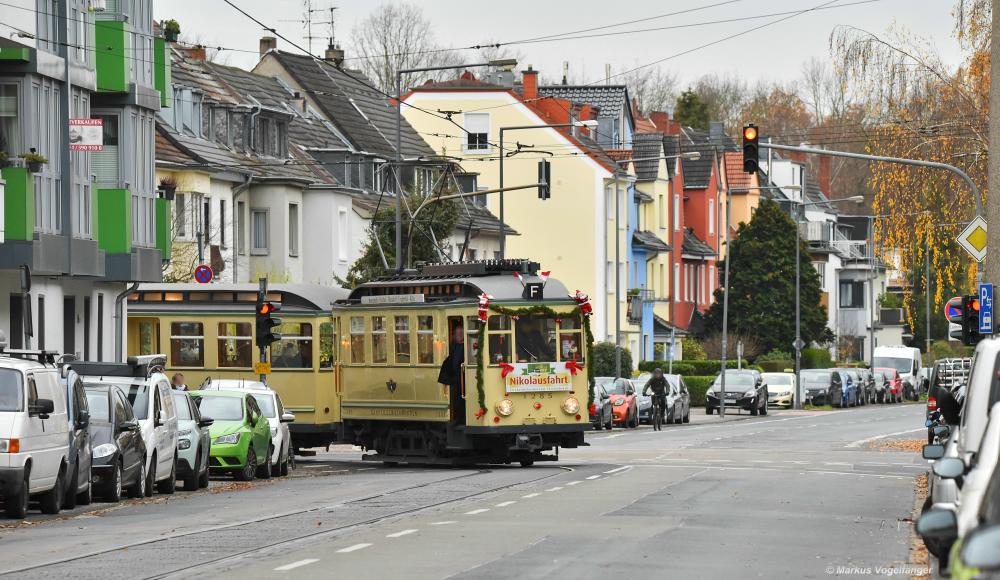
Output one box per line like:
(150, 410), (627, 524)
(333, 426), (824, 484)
(916, 508), (958, 541)
(29, 398), (55, 418)
(198, 416), (214, 428)
(280, 412), (295, 423)
(119, 419), (139, 432)
(601, 392), (610, 401)
(76, 409), (90, 429)
(961, 524), (1000, 570)
(932, 457), (966, 479)
(932, 424), (950, 439)
(922, 444), (945, 460)
(155, 410), (166, 427)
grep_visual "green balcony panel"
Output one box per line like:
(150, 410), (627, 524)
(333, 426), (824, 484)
(1, 167), (35, 241)
(95, 20), (128, 93)
(155, 197), (171, 259)
(0, 47), (30, 62)
(96, 188), (132, 254)
(154, 37), (172, 107)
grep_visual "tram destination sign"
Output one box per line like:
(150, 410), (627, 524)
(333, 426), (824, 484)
(505, 362), (575, 392)
(361, 294), (426, 305)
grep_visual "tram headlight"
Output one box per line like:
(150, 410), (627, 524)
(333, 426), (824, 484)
(561, 397), (580, 415)
(495, 398), (515, 417)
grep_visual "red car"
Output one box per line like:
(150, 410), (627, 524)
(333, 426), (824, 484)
(595, 377), (638, 428)
(874, 367), (903, 403)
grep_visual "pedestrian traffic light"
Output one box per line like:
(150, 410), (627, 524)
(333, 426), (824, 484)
(255, 294), (282, 349)
(537, 160), (551, 200)
(742, 124), (759, 174)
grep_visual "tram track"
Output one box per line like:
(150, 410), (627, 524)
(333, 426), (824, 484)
(2, 466), (567, 579)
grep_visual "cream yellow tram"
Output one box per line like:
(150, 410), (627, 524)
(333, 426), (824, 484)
(334, 260), (592, 466)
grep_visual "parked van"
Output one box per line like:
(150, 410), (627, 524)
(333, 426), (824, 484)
(873, 345), (925, 400)
(0, 351), (71, 518)
(76, 356), (179, 496)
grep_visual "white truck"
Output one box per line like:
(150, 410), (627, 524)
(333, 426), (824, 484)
(873, 345), (925, 401)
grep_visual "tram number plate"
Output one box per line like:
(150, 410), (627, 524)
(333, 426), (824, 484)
(254, 362), (272, 375)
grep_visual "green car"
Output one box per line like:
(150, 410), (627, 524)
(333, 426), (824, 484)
(189, 390), (273, 481)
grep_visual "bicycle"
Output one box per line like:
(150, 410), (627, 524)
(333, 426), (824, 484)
(651, 396), (665, 431)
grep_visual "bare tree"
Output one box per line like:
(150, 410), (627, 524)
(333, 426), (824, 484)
(693, 73), (747, 132)
(619, 64), (678, 117)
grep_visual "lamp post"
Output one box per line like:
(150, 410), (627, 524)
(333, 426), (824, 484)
(395, 58), (518, 271)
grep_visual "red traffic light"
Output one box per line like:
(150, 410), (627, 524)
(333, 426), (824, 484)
(258, 302), (280, 315)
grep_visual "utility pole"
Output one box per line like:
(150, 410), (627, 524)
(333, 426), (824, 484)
(925, 236), (931, 354)
(614, 170), (622, 378)
(720, 189), (731, 420)
(987, 0), (1000, 285)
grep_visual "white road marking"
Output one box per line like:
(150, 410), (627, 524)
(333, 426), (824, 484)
(545, 486), (564, 492)
(705, 459), (732, 463)
(522, 493), (541, 498)
(465, 508), (490, 515)
(749, 460), (774, 463)
(596, 433), (626, 440)
(495, 501), (516, 507)
(430, 521), (457, 525)
(845, 428), (925, 448)
(824, 462), (851, 466)
(586, 475), (602, 480)
(274, 559), (320, 571)
(337, 544), (373, 554)
(566, 480), (583, 486)
(604, 465), (632, 474)
(386, 529), (418, 538)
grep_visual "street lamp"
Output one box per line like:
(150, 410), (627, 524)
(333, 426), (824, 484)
(498, 119), (599, 258)
(395, 58), (519, 271)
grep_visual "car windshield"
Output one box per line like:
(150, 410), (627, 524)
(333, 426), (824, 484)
(713, 373), (754, 388)
(252, 394), (276, 418)
(0, 369), (23, 412)
(763, 374), (793, 386)
(800, 370), (830, 385)
(596, 378), (630, 395)
(173, 395), (192, 420)
(120, 383), (149, 420)
(196, 396), (244, 421)
(873, 357), (911, 373)
(85, 391), (110, 422)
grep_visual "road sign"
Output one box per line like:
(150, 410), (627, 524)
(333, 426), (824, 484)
(945, 296), (963, 322)
(194, 264), (213, 284)
(957, 216), (988, 262)
(980, 283), (993, 334)
(253, 361), (271, 375)
(793, 338), (805, 351)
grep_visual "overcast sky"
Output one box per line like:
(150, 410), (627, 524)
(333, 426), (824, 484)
(156, 0), (964, 88)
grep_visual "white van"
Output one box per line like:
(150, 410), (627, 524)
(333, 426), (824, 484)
(0, 353), (71, 518)
(873, 345), (925, 400)
(76, 356), (179, 496)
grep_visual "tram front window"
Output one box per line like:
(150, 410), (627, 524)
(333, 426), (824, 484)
(515, 316), (556, 363)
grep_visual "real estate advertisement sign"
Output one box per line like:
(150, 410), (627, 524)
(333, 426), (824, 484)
(69, 118), (103, 151)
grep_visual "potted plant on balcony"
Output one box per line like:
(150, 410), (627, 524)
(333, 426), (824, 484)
(159, 175), (178, 200)
(627, 288), (641, 297)
(19, 151), (47, 173)
(163, 19), (180, 42)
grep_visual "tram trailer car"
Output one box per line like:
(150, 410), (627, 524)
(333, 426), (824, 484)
(335, 260), (590, 466)
(126, 283), (349, 450)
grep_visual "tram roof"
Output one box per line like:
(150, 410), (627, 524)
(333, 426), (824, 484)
(133, 283), (348, 312)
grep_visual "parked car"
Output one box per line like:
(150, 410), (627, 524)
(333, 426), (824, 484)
(60, 365), (93, 508)
(0, 353), (71, 518)
(762, 372), (796, 408)
(198, 379), (293, 476)
(706, 370), (767, 416)
(84, 384), (147, 501)
(595, 377), (638, 428)
(190, 390), (273, 481)
(840, 368), (868, 407)
(829, 368), (858, 408)
(873, 345), (924, 401)
(664, 374), (691, 424)
(874, 367), (904, 403)
(172, 392), (213, 490)
(944, 458), (1000, 580)
(589, 384), (613, 430)
(77, 356), (179, 497)
(799, 369), (836, 406)
(633, 373), (653, 424)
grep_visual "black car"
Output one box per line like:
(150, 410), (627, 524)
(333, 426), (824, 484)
(800, 369), (838, 405)
(706, 370), (768, 416)
(85, 385), (147, 501)
(62, 367), (93, 509)
(589, 384), (613, 430)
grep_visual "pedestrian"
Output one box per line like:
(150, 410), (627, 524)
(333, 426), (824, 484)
(438, 322), (465, 423)
(171, 373), (188, 391)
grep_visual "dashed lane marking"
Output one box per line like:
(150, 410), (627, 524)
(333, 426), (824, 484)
(604, 465), (632, 474)
(522, 493), (541, 498)
(586, 475), (602, 480)
(274, 559), (320, 571)
(386, 529), (418, 538)
(337, 544), (373, 554)
(465, 508), (490, 515)
(545, 487), (564, 492)
(566, 481), (583, 486)
(495, 501), (516, 507)
(430, 521), (457, 525)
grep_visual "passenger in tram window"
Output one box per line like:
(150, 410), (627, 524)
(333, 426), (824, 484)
(515, 318), (555, 363)
(276, 343), (303, 368)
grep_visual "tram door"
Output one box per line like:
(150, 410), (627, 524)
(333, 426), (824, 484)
(443, 316), (466, 423)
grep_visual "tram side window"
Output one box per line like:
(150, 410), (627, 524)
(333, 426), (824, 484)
(371, 316), (387, 364)
(394, 316), (411, 364)
(218, 322), (253, 368)
(514, 316), (557, 363)
(417, 316), (434, 364)
(170, 322), (204, 367)
(319, 322), (335, 369)
(465, 316), (479, 361)
(272, 323), (313, 369)
(557, 316), (584, 362)
(349, 317), (365, 363)
(487, 315), (511, 364)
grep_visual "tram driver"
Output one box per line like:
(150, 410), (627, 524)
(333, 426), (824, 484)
(515, 317), (555, 363)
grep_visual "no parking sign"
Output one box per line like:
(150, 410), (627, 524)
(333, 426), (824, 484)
(194, 264), (213, 284)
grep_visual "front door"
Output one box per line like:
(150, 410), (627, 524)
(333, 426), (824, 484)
(446, 316), (466, 423)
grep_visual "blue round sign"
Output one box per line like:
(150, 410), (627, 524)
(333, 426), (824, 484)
(194, 264), (213, 284)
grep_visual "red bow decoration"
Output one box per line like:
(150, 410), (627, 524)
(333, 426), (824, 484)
(565, 360), (582, 376)
(474, 407), (486, 419)
(499, 362), (515, 377)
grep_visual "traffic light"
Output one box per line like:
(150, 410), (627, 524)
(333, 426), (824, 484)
(742, 124), (759, 174)
(946, 295), (982, 346)
(537, 160), (551, 200)
(255, 294), (282, 349)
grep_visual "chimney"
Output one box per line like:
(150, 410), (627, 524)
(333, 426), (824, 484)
(649, 111), (669, 131)
(818, 154), (832, 197)
(292, 91), (307, 113)
(562, 61), (569, 85)
(578, 104), (592, 137)
(709, 121), (724, 143)
(259, 36), (277, 57)
(324, 42), (345, 67)
(522, 66), (538, 100)
(185, 44), (206, 61)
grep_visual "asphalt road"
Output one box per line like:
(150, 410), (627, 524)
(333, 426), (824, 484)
(0, 403), (929, 579)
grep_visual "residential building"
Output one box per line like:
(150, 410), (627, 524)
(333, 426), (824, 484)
(0, 0), (169, 360)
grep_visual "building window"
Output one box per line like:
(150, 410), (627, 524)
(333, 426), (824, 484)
(658, 194), (665, 228)
(709, 265), (716, 294)
(288, 203), (299, 256)
(251, 209), (268, 254)
(273, 323), (313, 368)
(219, 200), (226, 248)
(92, 113), (120, 187)
(237, 201), (246, 254)
(463, 113), (489, 151)
(170, 322), (204, 367)
(606, 187), (614, 221)
(839, 280), (865, 309)
(709, 198), (715, 234)
(673, 264), (680, 300)
(0, 84), (18, 157)
(813, 262), (825, 287)
(217, 322), (252, 368)
(338, 208), (349, 261)
(673, 193), (680, 231)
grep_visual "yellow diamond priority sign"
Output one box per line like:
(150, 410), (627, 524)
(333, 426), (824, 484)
(958, 216), (988, 262)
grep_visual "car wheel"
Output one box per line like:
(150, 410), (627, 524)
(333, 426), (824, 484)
(683, 408), (690, 423)
(760, 401), (768, 416)
(77, 465), (93, 506)
(183, 450), (200, 491)
(750, 399), (759, 416)
(128, 461), (146, 499)
(39, 466), (64, 515)
(5, 471), (29, 519)
(237, 446), (256, 482)
(144, 457), (155, 498)
(156, 456), (177, 494)
(199, 460), (211, 489)
(519, 460), (534, 467)
(257, 445), (273, 479)
(706, 405), (713, 415)
(62, 464), (79, 510)
(106, 461), (123, 502)
(279, 448), (290, 477)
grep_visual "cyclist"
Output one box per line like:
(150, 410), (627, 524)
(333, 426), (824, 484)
(643, 368), (669, 430)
